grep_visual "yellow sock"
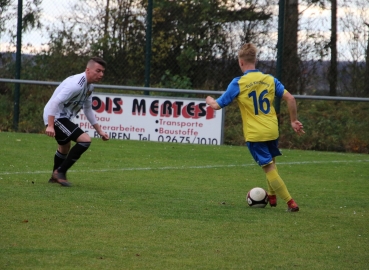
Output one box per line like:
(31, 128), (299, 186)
(266, 164), (278, 196)
(266, 169), (292, 202)
(266, 180), (276, 196)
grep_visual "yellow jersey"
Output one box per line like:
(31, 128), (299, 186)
(216, 70), (287, 142)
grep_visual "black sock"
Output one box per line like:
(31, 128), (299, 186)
(58, 142), (91, 173)
(53, 150), (67, 171)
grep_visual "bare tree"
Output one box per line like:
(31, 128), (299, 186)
(283, 0), (300, 94)
(298, 0), (330, 95)
(103, 0), (110, 60)
(329, 0), (337, 96)
(365, 23), (369, 96)
(0, 0), (42, 49)
(339, 0), (369, 96)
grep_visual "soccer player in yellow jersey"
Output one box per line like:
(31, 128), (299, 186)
(206, 43), (305, 212)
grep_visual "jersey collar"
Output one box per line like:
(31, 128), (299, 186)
(243, 69), (260, 75)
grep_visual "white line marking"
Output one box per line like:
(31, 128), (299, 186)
(0, 159), (368, 176)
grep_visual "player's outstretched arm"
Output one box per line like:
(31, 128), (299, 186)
(282, 92), (305, 135)
(206, 96), (221, 110)
(93, 123), (109, 141)
(45, 115), (56, 137)
(291, 120), (305, 135)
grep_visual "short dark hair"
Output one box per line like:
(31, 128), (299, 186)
(88, 57), (107, 68)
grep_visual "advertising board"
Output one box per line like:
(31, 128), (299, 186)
(74, 93), (224, 145)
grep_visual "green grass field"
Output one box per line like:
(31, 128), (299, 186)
(0, 132), (368, 270)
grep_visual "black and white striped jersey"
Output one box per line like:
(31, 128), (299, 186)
(43, 72), (96, 125)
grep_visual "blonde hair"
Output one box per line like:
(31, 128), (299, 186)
(238, 43), (257, 64)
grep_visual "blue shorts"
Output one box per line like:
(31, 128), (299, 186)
(246, 140), (282, 167)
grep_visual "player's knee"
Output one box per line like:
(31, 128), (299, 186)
(78, 142), (91, 149)
(77, 132), (91, 143)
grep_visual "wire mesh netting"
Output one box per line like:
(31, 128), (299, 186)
(1, 0), (368, 96)
(0, 0), (368, 153)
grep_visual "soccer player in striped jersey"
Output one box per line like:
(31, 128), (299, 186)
(206, 43), (304, 212)
(43, 57), (109, 187)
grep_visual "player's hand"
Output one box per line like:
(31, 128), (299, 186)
(291, 120), (305, 135)
(45, 126), (55, 137)
(205, 96), (214, 105)
(100, 132), (109, 141)
(205, 96), (221, 110)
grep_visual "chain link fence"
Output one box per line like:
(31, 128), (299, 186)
(0, 0), (367, 94)
(0, 0), (368, 152)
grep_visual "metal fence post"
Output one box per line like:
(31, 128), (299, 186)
(13, 0), (23, 131)
(275, 0), (285, 117)
(144, 0), (153, 95)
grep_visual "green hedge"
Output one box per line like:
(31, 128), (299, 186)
(1, 84), (368, 153)
(223, 99), (369, 153)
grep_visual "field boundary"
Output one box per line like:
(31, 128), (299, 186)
(1, 159), (368, 176)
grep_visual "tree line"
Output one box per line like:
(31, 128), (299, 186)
(0, 0), (368, 96)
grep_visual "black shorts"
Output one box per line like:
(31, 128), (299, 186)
(52, 118), (85, 145)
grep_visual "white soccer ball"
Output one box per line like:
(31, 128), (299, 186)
(247, 187), (269, 208)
